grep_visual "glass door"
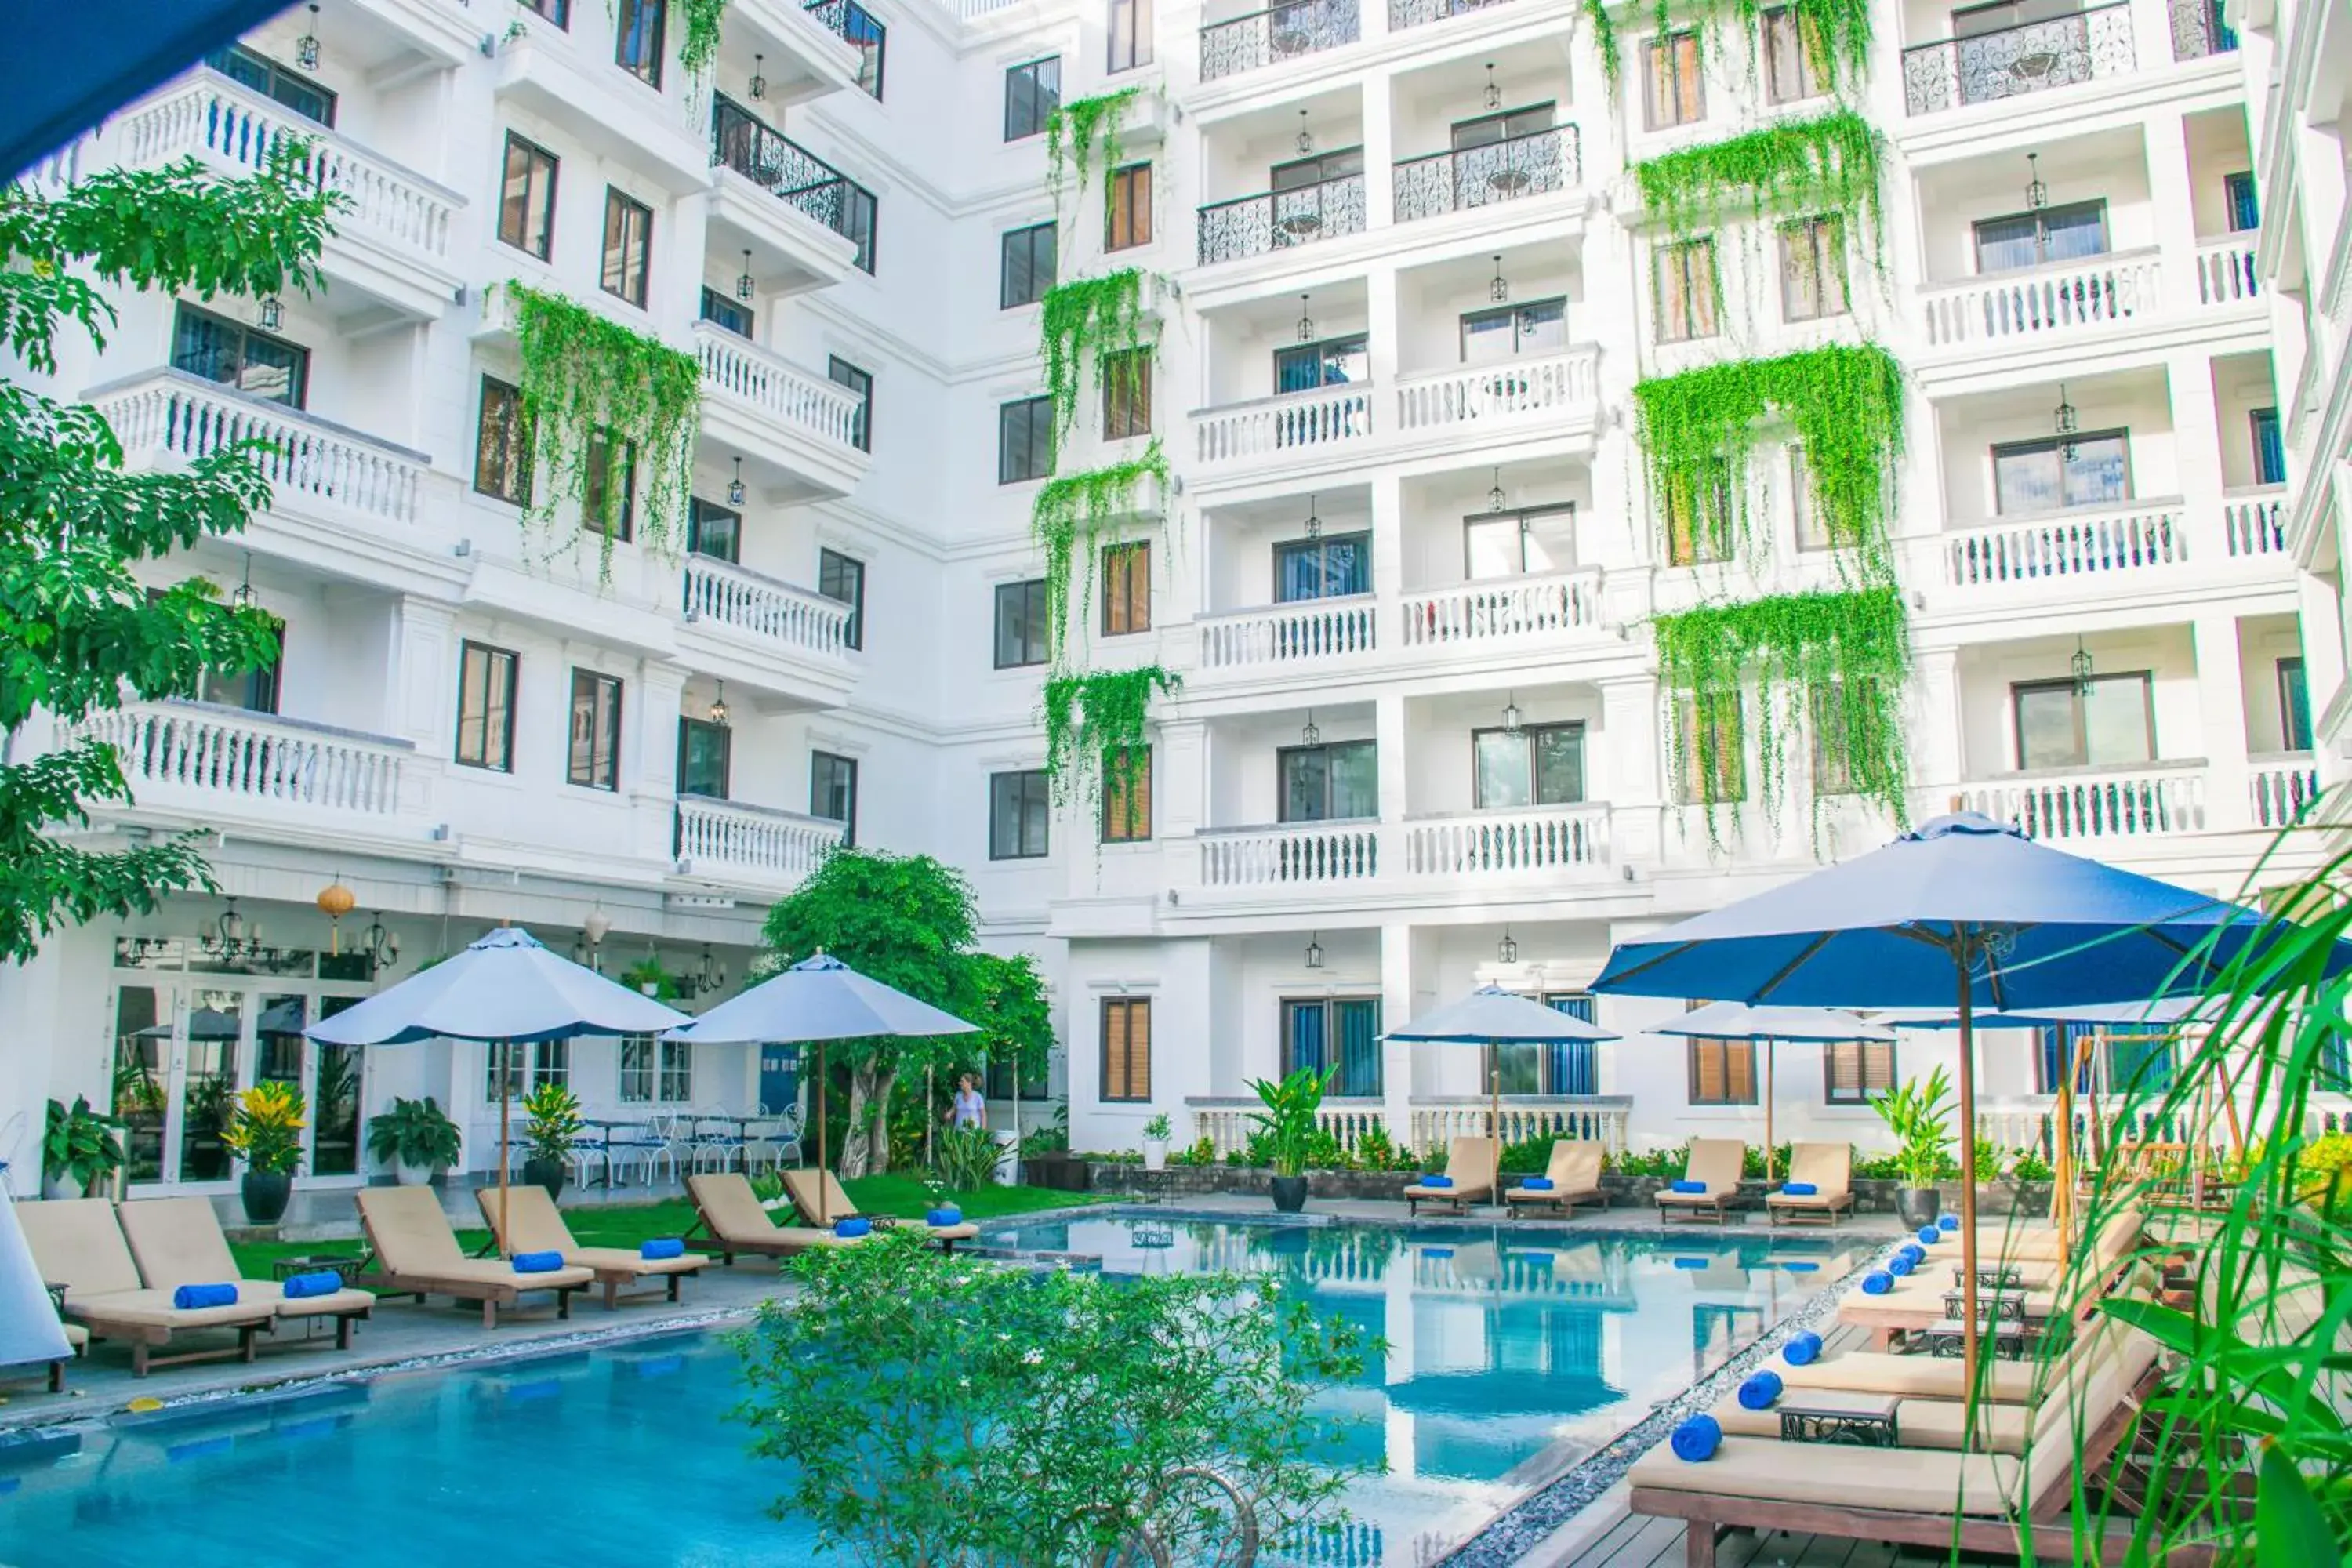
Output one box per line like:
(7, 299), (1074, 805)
(174, 989), (245, 1183)
(111, 984), (172, 1184)
(312, 996), (367, 1177)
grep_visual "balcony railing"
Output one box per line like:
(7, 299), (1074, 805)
(2168, 0), (2237, 60)
(692, 321), (867, 452)
(1388, 0), (1510, 29)
(1197, 596), (1377, 669)
(1918, 248), (2161, 348)
(1184, 1095), (1630, 1160)
(1392, 348), (1598, 434)
(681, 555), (855, 659)
(2223, 488), (2288, 557)
(1940, 502), (2187, 591)
(1192, 381), (1373, 465)
(711, 95), (865, 244)
(1400, 804), (1610, 877)
(1186, 1098), (1388, 1159)
(2193, 235), (2259, 307)
(1397, 571), (1604, 649)
(1198, 172), (1366, 264)
(1200, 0), (1359, 82)
(1199, 820), (1378, 887)
(2251, 756), (2320, 830)
(1951, 766), (2207, 845)
(1393, 126), (1580, 223)
(675, 794), (843, 881)
(1900, 2), (2136, 115)
(74, 700), (414, 822)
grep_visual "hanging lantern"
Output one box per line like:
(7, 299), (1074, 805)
(1488, 466), (1508, 514)
(737, 249), (755, 301)
(1304, 932), (1324, 970)
(750, 53), (767, 100)
(1490, 253), (1508, 303)
(1497, 927), (1519, 965)
(296, 3), (321, 70)
(583, 909), (612, 947)
(1484, 62), (1501, 111)
(2053, 383), (2079, 463)
(2024, 151), (2047, 212)
(2071, 637), (2094, 696)
(1296, 293), (1314, 343)
(709, 680), (731, 728)
(1301, 708), (1321, 746)
(230, 553), (257, 612)
(728, 456), (747, 507)
(1501, 691), (1523, 735)
(1303, 492), (1321, 540)
(1295, 108), (1312, 156)
(256, 295), (283, 332)
(317, 880), (358, 954)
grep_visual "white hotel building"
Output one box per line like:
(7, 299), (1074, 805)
(1, 0), (2342, 1197)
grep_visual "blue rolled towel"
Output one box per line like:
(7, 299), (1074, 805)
(1737, 1370), (1783, 1411)
(925, 1207), (964, 1227)
(1887, 1251), (1915, 1277)
(1917, 1225), (1942, 1245)
(511, 1250), (564, 1274)
(1781, 1261), (1819, 1272)
(172, 1283), (238, 1310)
(1938, 1213), (1960, 1232)
(1783, 1330), (1823, 1367)
(1780, 1181), (1817, 1196)
(1860, 1269), (1895, 1295)
(1672, 1257), (1709, 1270)
(1519, 1177), (1555, 1192)
(1670, 1179), (1707, 1194)
(1670, 1414), (1722, 1463)
(1896, 1243), (1926, 1268)
(833, 1217), (872, 1239)
(639, 1238), (686, 1261)
(1419, 1174), (1453, 1189)
(281, 1270), (343, 1299)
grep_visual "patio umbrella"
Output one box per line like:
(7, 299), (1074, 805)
(664, 953), (979, 1222)
(1592, 811), (2347, 1403)
(1649, 1004), (1893, 1181)
(0, 1193), (71, 1375)
(307, 927), (688, 1232)
(1385, 987), (1621, 1147)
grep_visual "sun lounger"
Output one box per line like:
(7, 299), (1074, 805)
(474, 1185), (707, 1309)
(1657, 1139), (1746, 1226)
(1404, 1137), (1498, 1216)
(117, 1196), (374, 1349)
(1503, 1142), (1607, 1218)
(354, 1186), (591, 1328)
(1764, 1143), (1853, 1227)
(19, 1198), (277, 1377)
(781, 1168), (981, 1248)
(684, 1173), (873, 1264)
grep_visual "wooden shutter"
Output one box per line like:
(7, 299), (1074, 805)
(1102, 997), (1151, 1100)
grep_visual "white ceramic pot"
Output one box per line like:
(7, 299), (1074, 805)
(394, 1158), (435, 1188)
(1142, 1139), (1168, 1173)
(41, 1174), (85, 1201)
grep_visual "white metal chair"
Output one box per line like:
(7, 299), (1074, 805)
(691, 1112), (744, 1174)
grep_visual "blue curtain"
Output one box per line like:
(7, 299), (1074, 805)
(2106, 1031), (2176, 1095)
(1545, 995), (1598, 1097)
(1287, 1001), (1327, 1078)
(1336, 999), (1381, 1098)
(2037, 1024), (2096, 1094)
(1324, 536), (1368, 595)
(2253, 408), (2285, 485)
(1276, 541), (1323, 602)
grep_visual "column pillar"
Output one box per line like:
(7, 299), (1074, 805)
(388, 597), (459, 757)
(1161, 717), (1206, 899)
(1374, 689), (1408, 822)
(1359, 67), (1395, 226)
(2192, 614), (2251, 831)
(2140, 110), (2199, 310)
(1380, 921), (1418, 1152)
(1369, 470), (1404, 611)
(2297, 570), (2348, 778)
(1597, 674), (1660, 866)
(1911, 644), (1965, 803)
(634, 660), (689, 866)
(2169, 352), (2227, 534)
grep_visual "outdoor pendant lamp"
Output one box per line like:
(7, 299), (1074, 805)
(1296, 293), (1315, 343)
(737, 250), (755, 300)
(296, 3), (321, 70)
(728, 456), (747, 506)
(1502, 692), (1523, 735)
(1305, 932), (1324, 969)
(1303, 492), (1321, 539)
(2053, 383), (2079, 462)
(709, 681), (731, 728)
(1490, 254), (1508, 303)
(2071, 637), (2093, 696)
(1301, 709), (1321, 746)
(1497, 927), (1519, 965)
(1484, 62), (1501, 111)
(1295, 108), (1312, 155)
(750, 54), (767, 99)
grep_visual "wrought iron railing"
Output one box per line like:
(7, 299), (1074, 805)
(1393, 125), (1579, 222)
(712, 95), (860, 241)
(1200, 0), (1359, 81)
(1900, 2), (2136, 115)
(2167, 0), (2235, 60)
(1197, 172), (1366, 264)
(1388, 0), (1509, 28)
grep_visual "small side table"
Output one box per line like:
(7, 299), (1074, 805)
(1778, 1392), (1900, 1446)
(1953, 1264), (2024, 1290)
(1944, 1287), (2030, 1322)
(1915, 1318), (2033, 1359)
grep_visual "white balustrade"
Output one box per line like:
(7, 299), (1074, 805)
(1192, 383), (1374, 466)
(1951, 768), (2208, 844)
(115, 71), (456, 263)
(1183, 1099), (1388, 1160)
(2222, 488), (2287, 556)
(1941, 503), (2187, 590)
(1392, 350), (1597, 433)
(681, 556), (853, 660)
(74, 702), (412, 819)
(2250, 757), (2321, 829)
(693, 322), (866, 452)
(1919, 250), (2162, 347)
(92, 370), (425, 528)
(2193, 237), (2259, 307)
(1196, 597), (1376, 669)
(674, 795), (844, 880)
(1401, 804), (1610, 877)
(1398, 572), (1603, 648)
(1198, 821), (1380, 887)
(1408, 1100), (1629, 1157)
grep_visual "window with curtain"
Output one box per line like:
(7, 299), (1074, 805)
(1645, 30), (1703, 128)
(1464, 503), (1574, 579)
(1273, 532), (1370, 601)
(1972, 200), (2108, 274)
(583, 434), (636, 541)
(1459, 298), (1566, 365)
(1759, 5), (1825, 102)
(1101, 347), (1151, 438)
(811, 752), (859, 844)
(1107, 0), (1152, 71)
(2224, 171), (2259, 233)
(677, 717), (731, 799)
(2252, 407), (2285, 485)
(1653, 240), (1719, 343)
(1779, 216), (1848, 322)
(1102, 542), (1150, 634)
(1101, 997), (1151, 1102)
(455, 641), (518, 772)
(497, 134), (558, 259)
(567, 669), (622, 791)
(1809, 680), (1878, 796)
(1106, 163), (1152, 251)
(1102, 746), (1152, 843)
(1279, 742), (1377, 822)
(208, 43), (336, 124)
(2280, 657), (2313, 751)
(1993, 430), (2132, 514)
(699, 286), (752, 337)
(1273, 333), (1369, 394)
(600, 188), (652, 307)
(474, 377), (533, 503)
(172, 304), (308, 408)
(614, 0), (664, 85)
(1664, 460), (1733, 566)
(844, 2), (884, 96)
(1473, 723), (1584, 809)
(1674, 695), (1746, 804)
(688, 496), (740, 562)
(1283, 998), (1381, 1098)
(1824, 1040), (1895, 1104)
(1494, 993), (1598, 1097)
(2013, 672), (2154, 771)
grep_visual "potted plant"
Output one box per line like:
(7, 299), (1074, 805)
(1141, 1112), (1172, 1173)
(520, 1082), (584, 1198)
(1247, 1066), (1332, 1214)
(42, 1097), (124, 1200)
(621, 955), (677, 999)
(1871, 1065), (1955, 1229)
(367, 1096), (462, 1185)
(220, 1082), (306, 1225)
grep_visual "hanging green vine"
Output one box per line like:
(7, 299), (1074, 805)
(1039, 269), (1155, 441)
(678, 0), (728, 78)
(1632, 108), (1884, 259)
(505, 281), (702, 575)
(1032, 441), (1169, 659)
(1584, 1), (1622, 96)
(1046, 88), (1142, 206)
(1584, 0), (1872, 103)
(1654, 586), (1910, 835)
(1044, 666), (1180, 818)
(1633, 343), (1902, 580)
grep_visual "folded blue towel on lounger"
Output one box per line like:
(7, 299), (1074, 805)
(512, 1251), (564, 1274)
(639, 1238), (686, 1261)
(1938, 1213), (1960, 1232)
(1671, 1415), (1721, 1462)
(1418, 1174), (1452, 1189)
(1896, 1243), (1926, 1268)
(1783, 1330), (1823, 1366)
(1519, 1177), (1554, 1192)
(173, 1283), (238, 1310)
(833, 1218), (872, 1239)
(1670, 1179), (1707, 1194)
(926, 1207), (963, 1227)
(1780, 1181), (1817, 1196)
(281, 1271), (343, 1299)
(1860, 1269), (1895, 1294)
(1918, 1225), (1943, 1245)
(1888, 1251), (1915, 1277)
(1738, 1370), (1782, 1410)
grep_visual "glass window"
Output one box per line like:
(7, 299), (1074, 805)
(111, 985), (166, 1183)
(818, 548), (865, 648)
(1653, 239), (1719, 343)
(615, 0), (665, 86)
(1780, 216), (1848, 321)
(688, 496), (740, 562)
(520, 0), (570, 21)
(1459, 297), (1566, 364)
(1663, 459), (1733, 566)
(1449, 103), (1554, 150)
(844, 2), (884, 96)
(1790, 446), (1831, 550)
(999, 396), (1054, 483)
(678, 717), (731, 799)
(1269, 147), (1364, 191)
(1992, 430), (2130, 514)
(474, 377), (533, 504)
(1688, 1036), (1758, 1106)
(171, 303), (308, 408)
(206, 43), (336, 125)
(619, 1037), (688, 1104)
(601, 189), (652, 307)
(811, 750), (859, 844)
(619, 1036), (654, 1103)
(1005, 56), (1060, 140)
(201, 617), (283, 714)
(1973, 199), (2108, 274)
(1674, 695), (1745, 804)
(487, 1040), (568, 1100)
(1473, 723), (1584, 809)
(2224, 171), (2260, 233)
(1273, 332), (1370, 393)
(1106, 162), (1152, 252)
(1001, 221), (1058, 308)
(1645, 31), (1704, 128)
(1107, 0), (1153, 72)
(498, 134), (558, 259)
(995, 579), (1051, 668)
(699, 286), (753, 337)
(1809, 679), (1878, 795)
(583, 434), (636, 540)
(568, 669), (622, 790)
(1102, 541), (1150, 634)
(310, 997), (364, 1176)
(2280, 656), (2313, 752)
(1100, 997), (1150, 1102)
(1824, 1040), (1895, 1104)
(1101, 347), (1152, 438)
(829, 357), (873, 452)
(1279, 741), (1377, 822)
(659, 1039), (694, 1102)
(1102, 745), (1151, 842)
(1274, 532), (1370, 601)
(840, 182), (879, 274)
(2013, 672), (2155, 770)
(2252, 406), (2285, 485)
(1545, 994), (1601, 1095)
(990, 769), (1051, 858)
(1760, 5), (1825, 102)
(1465, 503), (1575, 579)
(1283, 998), (1381, 1098)
(456, 642), (518, 772)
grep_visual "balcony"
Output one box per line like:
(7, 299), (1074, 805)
(1196, 595), (1378, 670)
(1392, 349), (1599, 436)
(1901, 3), (2137, 117)
(727, 0), (866, 101)
(111, 70), (463, 322)
(1936, 501), (2189, 596)
(1387, 0), (1515, 29)
(1185, 1096), (1631, 1159)
(1192, 380), (1374, 469)
(2251, 755), (2321, 829)
(71, 700), (426, 844)
(2192, 235), (2261, 308)
(1946, 764), (2209, 847)
(1198, 172), (1367, 265)
(347, 0), (485, 68)
(692, 321), (871, 500)
(1200, 0), (1359, 83)
(673, 794), (843, 892)
(2167, 0), (2238, 61)
(709, 96), (867, 292)
(1918, 248), (2161, 353)
(494, 27), (709, 194)
(1194, 804), (1612, 897)
(677, 554), (859, 703)
(1393, 126), (1581, 223)
(1193, 570), (1609, 677)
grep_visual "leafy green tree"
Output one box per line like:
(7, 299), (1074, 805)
(0, 150), (334, 961)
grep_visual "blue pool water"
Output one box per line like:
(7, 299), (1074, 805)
(0, 1218), (1848, 1566)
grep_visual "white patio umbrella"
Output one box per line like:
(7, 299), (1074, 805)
(307, 927), (688, 1232)
(0, 1193), (70, 1377)
(1385, 987), (1621, 1146)
(1649, 1003), (1893, 1182)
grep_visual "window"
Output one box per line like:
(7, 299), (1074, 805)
(497, 134), (558, 260)
(1645, 31), (1704, 128)
(171, 304), (308, 408)
(619, 1037), (695, 1103)
(1274, 333), (1370, 394)
(519, 0), (569, 21)
(1001, 222), (1058, 309)
(1465, 503), (1575, 579)
(829, 358), (873, 452)
(1653, 239), (1719, 342)
(1450, 102), (1555, 151)
(455, 641), (518, 772)
(840, 183), (879, 274)
(818, 548), (866, 648)
(1460, 297), (1566, 364)
(1790, 447), (1831, 550)
(201, 618), (282, 714)
(615, 0), (665, 85)
(1780, 216), (1848, 321)
(1107, 0), (1152, 72)
(1663, 460), (1733, 566)
(1824, 1040), (1896, 1104)
(2280, 656), (2314, 752)
(1270, 146), (1364, 191)
(1100, 997), (1151, 1102)
(583, 434), (636, 540)
(990, 770), (1051, 858)
(1474, 723), (1584, 809)
(1809, 680), (1878, 795)
(1102, 347), (1152, 438)
(1494, 995), (1601, 1095)
(1274, 532), (1370, 601)
(474, 377), (533, 504)
(1760, 5), (1825, 102)
(1102, 541), (1150, 634)
(2034, 1025), (2178, 1097)
(844, 2), (884, 96)
(2224, 171), (2260, 233)
(1972, 200), (2108, 274)
(206, 43), (335, 125)
(2013, 672), (2155, 771)
(688, 496), (740, 562)
(1102, 746), (1152, 842)
(995, 579), (1051, 668)
(601, 189), (652, 307)
(1992, 431), (2130, 514)
(1005, 56), (1060, 140)
(1106, 162), (1152, 252)
(699, 286), (753, 337)
(1283, 998), (1381, 1098)
(567, 669), (622, 790)
(999, 396), (1054, 483)
(1688, 1035), (1759, 1106)
(678, 717), (731, 799)
(2252, 406), (2285, 486)
(1279, 741), (1377, 822)
(811, 751), (859, 844)
(488, 1040), (569, 1100)
(1674, 695), (1745, 804)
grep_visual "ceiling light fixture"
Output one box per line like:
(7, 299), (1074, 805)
(1502, 691), (1523, 735)
(709, 680), (731, 728)
(256, 294), (283, 332)
(1487, 466), (1507, 514)
(2071, 637), (2094, 697)
(1301, 708), (1321, 746)
(1484, 62), (1501, 111)
(1490, 252), (1508, 303)
(1296, 107), (1313, 155)
(230, 553), (257, 612)
(1497, 926), (1519, 965)
(1304, 931), (1324, 970)
(728, 456), (747, 506)
(1297, 292), (1314, 343)
(2024, 151), (2048, 212)
(1303, 492), (1321, 539)
(2053, 383), (2079, 462)
(296, 3), (321, 70)
(750, 53), (768, 100)
(736, 249), (755, 300)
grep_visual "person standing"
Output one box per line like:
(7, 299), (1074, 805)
(948, 1073), (986, 1129)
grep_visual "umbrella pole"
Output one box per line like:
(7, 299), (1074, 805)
(925, 1063), (935, 1174)
(1763, 1039), (1776, 1184)
(496, 1041), (512, 1241)
(2053, 1044), (2077, 1245)
(1955, 965), (1982, 1430)
(815, 1043), (828, 1226)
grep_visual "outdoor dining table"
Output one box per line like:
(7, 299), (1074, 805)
(689, 1115), (794, 1172)
(581, 1118), (652, 1189)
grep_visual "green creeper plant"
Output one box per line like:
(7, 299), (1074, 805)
(1044, 666), (1179, 817)
(1046, 86), (1143, 205)
(1632, 108), (1886, 262)
(1039, 268), (1154, 441)
(678, 0), (728, 78)
(1584, 0), (1872, 100)
(1031, 440), (1169, 659)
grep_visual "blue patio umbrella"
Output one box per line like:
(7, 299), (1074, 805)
(1650, 1004), (1893, 1181)
(1386, 987), (1620, 1147)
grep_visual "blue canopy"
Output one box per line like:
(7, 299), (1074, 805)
(1385, 986), (1620, 1046)
(1878, 997), (2221, 1030)
(663, 953), (978, 1044)
(307, 927), (689, 1046)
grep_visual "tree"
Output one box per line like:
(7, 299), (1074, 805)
(0, 150), (335, 962)
(760, 849), (1053, 1176)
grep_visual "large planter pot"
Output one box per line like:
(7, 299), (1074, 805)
(1269, 1174), (1309, 1213)
(393, 1158), (436, 1188)
(41, 1174), (85, 1202)
(522, 1156), (566, 1200)
(240, 1170), (293, 1227)
(1142, 1139), (1168, 1173)
(1894, 1186), (1941, 1229)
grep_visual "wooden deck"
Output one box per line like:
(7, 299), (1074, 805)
(1562, 1513), (2013, 1568)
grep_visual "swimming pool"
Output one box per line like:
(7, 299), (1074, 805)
(0, 1216), (1850, 1566)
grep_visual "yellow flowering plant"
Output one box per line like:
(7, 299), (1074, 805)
(220, 1081), (307, 1174)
